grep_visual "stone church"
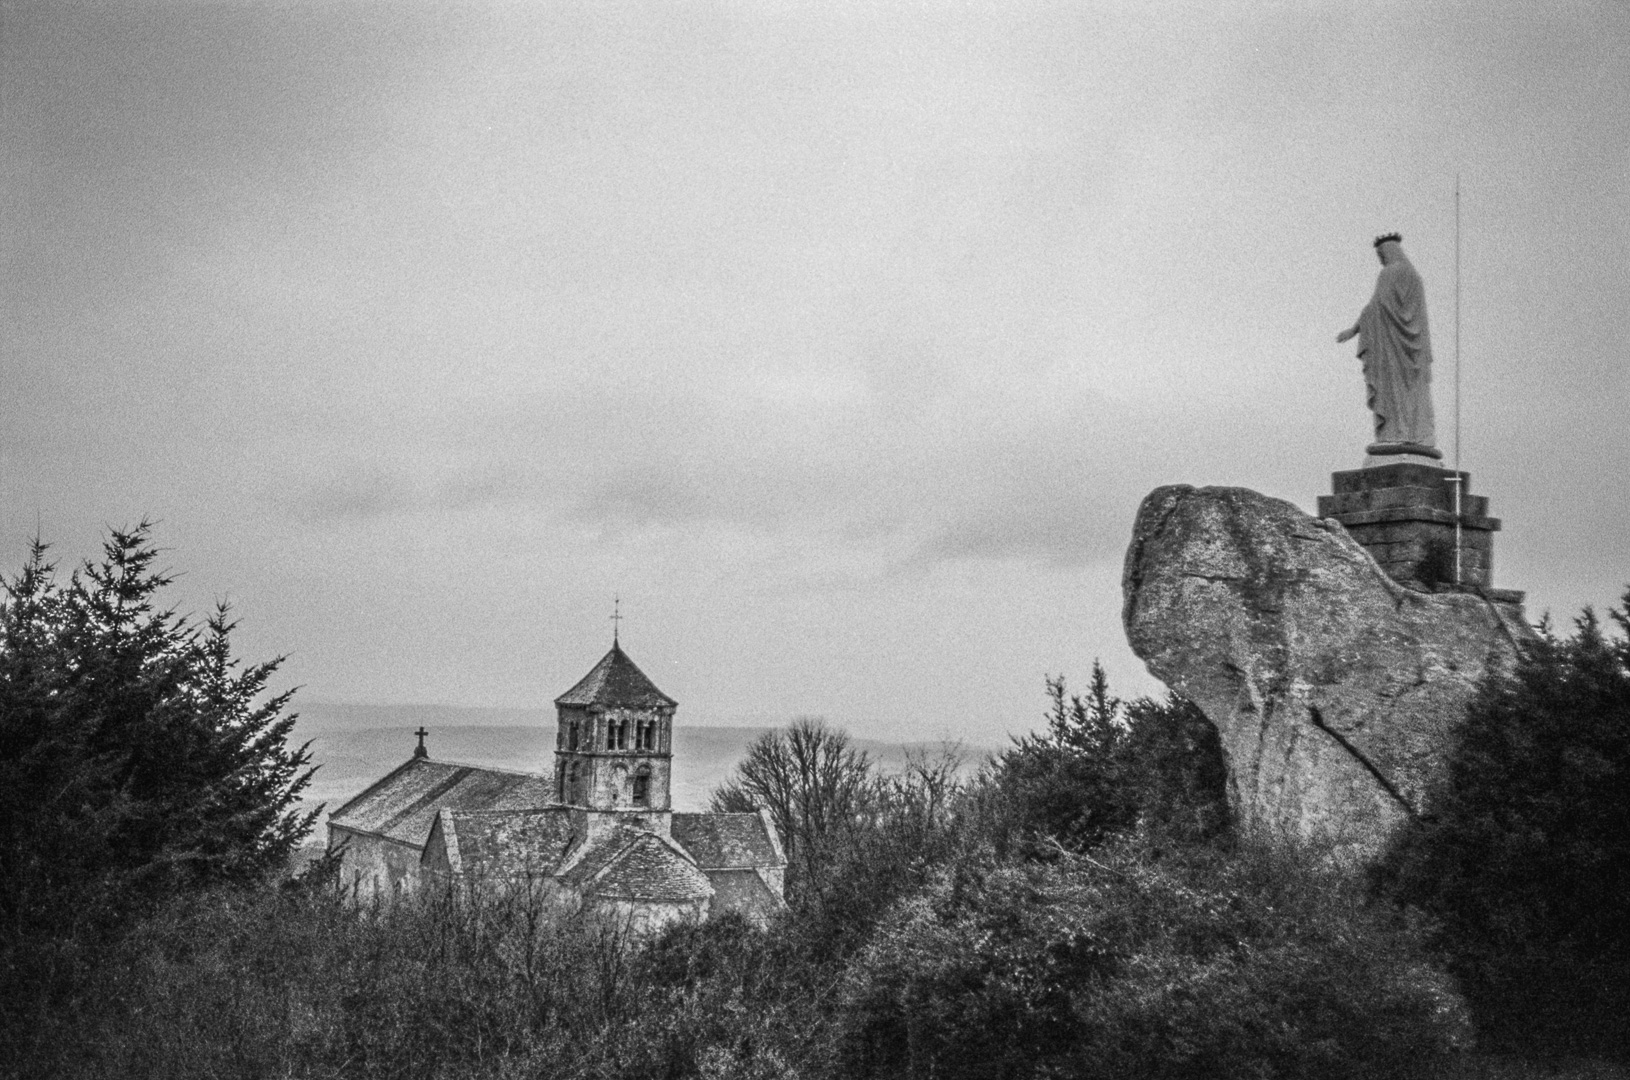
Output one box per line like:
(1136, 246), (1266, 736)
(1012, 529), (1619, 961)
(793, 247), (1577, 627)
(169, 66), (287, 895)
(326, 642), (786, 930)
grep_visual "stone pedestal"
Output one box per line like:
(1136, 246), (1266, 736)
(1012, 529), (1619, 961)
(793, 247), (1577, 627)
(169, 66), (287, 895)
(1316, 463), (1523, 604)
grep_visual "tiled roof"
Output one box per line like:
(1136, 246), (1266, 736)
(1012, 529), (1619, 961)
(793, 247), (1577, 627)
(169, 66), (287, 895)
(328, 757), (554, 847)
(555, 643), (676, 709)
(671, 811), (786, 870)
(437, 808), (578, 878)
(583, 832), (714, 903)
(555, 825), (643, 888)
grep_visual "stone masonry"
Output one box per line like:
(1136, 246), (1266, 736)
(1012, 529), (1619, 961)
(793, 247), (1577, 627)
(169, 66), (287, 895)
(1316, 462), (1522, 604)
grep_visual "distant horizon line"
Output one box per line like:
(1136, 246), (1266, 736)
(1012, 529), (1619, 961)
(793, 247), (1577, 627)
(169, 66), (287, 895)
(297, 699), (802, 725)
(292, 702), (1000, 748)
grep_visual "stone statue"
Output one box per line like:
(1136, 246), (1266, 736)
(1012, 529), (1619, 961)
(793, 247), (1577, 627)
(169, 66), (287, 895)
(1336, 234), (1436, 454)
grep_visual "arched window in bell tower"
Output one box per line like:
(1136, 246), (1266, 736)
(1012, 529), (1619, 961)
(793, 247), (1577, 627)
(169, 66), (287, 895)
(567, 720), (580, 752)
(632, 766), (651, 808)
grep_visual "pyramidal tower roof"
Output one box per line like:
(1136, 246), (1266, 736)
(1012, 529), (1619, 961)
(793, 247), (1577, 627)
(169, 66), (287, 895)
(554, 642), (676, 709)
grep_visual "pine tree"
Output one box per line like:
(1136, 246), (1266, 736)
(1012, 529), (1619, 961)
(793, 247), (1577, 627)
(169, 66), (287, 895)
(983, 664), (1229, 855)
(985, 661), (1136, 853)
(0, 525), (316, 943)
(1379, 592), (1630, 1055)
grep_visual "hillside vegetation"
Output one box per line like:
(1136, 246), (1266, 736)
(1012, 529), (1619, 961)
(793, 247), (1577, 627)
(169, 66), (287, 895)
(4, 532), (1627, 1078)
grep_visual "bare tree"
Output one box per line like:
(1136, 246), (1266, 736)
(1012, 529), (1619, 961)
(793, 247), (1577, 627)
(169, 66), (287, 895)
(711, 718), (878, 900)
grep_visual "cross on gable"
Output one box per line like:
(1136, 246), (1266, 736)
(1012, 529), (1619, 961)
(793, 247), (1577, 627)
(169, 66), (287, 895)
(414, 726), (429, 758)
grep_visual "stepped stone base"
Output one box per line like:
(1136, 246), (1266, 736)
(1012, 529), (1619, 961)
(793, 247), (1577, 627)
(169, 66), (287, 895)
(1316, 463), (1522, 605)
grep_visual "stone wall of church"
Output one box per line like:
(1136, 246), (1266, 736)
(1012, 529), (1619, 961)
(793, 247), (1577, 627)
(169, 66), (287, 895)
(586, 748), (672, 811)
(555, 702), (673, 811)
(704, 869), (783, 925)
(328, 825), (423, 900)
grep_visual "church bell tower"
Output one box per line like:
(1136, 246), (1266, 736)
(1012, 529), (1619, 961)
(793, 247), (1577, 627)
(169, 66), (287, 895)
(553, 640), (676, 833)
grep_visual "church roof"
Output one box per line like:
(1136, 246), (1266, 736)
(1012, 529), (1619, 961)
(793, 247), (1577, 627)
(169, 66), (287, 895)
(431, 808), (578, 879)
(567, 829), (714, 904)
(328, 757), (553, 847)
(430, 813), (714, 903)
(671, 811), (787, 870)
(554, 642), (676, 710)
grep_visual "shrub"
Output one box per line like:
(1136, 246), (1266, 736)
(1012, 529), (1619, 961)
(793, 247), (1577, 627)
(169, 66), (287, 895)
(837, 838), (1471, 1080)
(980, 665), (1229, 856)
(1378, 593), (1630, 1057)
(7, 875), (824, 1080)
(787, 746), (971, 964)
(1120, 692), (1229, 846)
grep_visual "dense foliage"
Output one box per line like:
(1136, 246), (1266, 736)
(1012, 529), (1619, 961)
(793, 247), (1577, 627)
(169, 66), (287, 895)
(981, 662), (1228, 854)
(1379, 594), (1630, 1056)
(840, 842), (1468, 1080)
(0, 527), (314, 932)
(0, 527), (315, 1063)
(7, 829), (1468, 1080)
(15, 591), (1622, 1077)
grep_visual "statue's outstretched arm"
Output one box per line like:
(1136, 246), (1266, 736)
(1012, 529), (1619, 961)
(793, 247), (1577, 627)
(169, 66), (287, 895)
(1336, 323), (1359, 344)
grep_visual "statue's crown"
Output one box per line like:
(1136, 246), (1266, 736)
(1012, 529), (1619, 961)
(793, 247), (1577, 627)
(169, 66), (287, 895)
(1373, 232), (1402, 248)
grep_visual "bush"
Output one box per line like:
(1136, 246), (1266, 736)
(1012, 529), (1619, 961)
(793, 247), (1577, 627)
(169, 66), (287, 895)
(1378, 593), (1630, 1057)
(980, 664), (1228, 856)
(5, 871), (828, 1080)
(785, 746), (971, 964)
(838, 838), (1470, 1080)
(1120, 692), (1230, 846)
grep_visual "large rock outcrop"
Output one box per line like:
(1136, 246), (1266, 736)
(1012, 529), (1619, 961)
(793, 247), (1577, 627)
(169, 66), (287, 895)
(1122, 485), (1529, 860)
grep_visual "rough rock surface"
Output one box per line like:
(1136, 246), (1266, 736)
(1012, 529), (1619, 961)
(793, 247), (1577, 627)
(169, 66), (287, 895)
(1122, 485), (1529, 860)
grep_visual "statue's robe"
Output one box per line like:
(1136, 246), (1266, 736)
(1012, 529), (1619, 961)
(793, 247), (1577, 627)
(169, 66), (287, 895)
(1356, 254), (1435, 447)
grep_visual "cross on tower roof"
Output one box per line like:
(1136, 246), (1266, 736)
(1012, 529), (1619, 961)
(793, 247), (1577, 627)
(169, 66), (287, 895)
(610, 595), (623, 644)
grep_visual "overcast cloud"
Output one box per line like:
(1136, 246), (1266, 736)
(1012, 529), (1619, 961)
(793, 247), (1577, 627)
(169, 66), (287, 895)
(4, 1), (1627, 741)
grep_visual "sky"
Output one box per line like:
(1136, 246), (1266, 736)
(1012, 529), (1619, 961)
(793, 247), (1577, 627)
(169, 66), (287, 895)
(4, 1), (1627, 744)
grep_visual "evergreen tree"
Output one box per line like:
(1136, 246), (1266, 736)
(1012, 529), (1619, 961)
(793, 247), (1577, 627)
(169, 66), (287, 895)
(984, 662), (1228, 854)
(0, 525), (315, 943)
(1120, 691), (1230, 846)
(987, 661), (1135, 853)
(1379, 593), (1630, 1056)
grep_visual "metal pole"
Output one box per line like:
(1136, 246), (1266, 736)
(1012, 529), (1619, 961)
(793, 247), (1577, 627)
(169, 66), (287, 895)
(1452, 177), (1464, 586)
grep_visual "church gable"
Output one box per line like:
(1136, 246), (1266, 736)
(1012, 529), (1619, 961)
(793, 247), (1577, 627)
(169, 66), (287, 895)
(704, 869), (781, 917)
(578, 832), (714, 905)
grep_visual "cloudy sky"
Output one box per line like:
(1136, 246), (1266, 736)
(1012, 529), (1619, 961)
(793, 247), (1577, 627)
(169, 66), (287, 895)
(5, 1), (1627, 743)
